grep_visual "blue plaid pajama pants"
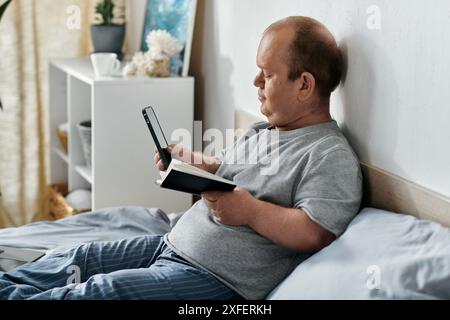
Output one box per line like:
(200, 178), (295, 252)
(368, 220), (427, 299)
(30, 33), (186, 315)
(0, 234), (243, 300)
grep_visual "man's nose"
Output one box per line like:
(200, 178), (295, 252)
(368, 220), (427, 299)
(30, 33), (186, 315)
(253, 72), (264, 88)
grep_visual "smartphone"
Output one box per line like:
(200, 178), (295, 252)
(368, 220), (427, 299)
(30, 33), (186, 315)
(142, 106), (172, 170)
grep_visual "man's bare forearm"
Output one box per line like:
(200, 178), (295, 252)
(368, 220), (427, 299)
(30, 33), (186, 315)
(192, 152), (221, 174)
(246, 199), (335, 252)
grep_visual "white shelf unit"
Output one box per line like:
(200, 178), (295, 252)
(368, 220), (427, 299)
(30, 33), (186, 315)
(48, 58), (194, 213)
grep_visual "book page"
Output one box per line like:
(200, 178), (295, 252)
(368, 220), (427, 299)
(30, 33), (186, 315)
(171, 160), (235, 185)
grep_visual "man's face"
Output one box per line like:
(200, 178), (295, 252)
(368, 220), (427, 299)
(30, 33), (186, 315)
(253, 29), (300, 128)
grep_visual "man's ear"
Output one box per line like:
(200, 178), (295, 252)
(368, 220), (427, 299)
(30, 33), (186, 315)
(296, 72), (316, 101)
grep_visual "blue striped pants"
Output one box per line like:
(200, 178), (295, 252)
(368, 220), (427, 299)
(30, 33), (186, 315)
(0, 235), (243, 300)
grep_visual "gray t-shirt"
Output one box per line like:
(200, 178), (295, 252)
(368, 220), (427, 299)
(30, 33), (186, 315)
(165, 120), (362, 300)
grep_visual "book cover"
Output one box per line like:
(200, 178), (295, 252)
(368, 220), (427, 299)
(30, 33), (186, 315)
(157, 159), (236, 195)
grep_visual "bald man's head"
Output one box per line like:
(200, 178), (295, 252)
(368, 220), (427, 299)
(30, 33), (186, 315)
(265, 16), (343, 98)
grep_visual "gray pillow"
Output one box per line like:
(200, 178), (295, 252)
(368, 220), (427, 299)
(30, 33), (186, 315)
(267, 207), (450, 300)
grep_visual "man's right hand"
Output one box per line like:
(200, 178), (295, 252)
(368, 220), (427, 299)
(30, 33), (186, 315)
(154, 144), (176, 172)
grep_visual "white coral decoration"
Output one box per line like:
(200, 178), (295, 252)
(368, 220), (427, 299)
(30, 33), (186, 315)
(146, 29), (182, 58)
(123, 29), (182, 78)
(123, 52), (146, 77)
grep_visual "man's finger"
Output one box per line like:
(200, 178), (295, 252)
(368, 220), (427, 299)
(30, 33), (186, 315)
(157, 160), (165, 171)
(202, 195), (217, 202)
(211, 209), (219, 218)
(167, 144), (176, 152)
(203, 198), (217, 210)
(171, 145), (183, 158)
(202, 191), (220, 200)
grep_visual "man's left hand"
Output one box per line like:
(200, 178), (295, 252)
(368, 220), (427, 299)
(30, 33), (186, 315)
(202, 187), (258, 226)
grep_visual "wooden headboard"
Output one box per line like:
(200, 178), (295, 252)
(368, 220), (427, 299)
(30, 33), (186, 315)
(235, 110), (450, 228)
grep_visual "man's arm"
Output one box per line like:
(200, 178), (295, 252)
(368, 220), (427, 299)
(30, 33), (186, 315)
(202, 188), (336, 253)
(187, 151), (221, 174)
(154, 144), (221, 174)
(248, 199), (336, 252)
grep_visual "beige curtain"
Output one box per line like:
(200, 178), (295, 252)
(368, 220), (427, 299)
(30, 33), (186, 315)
(0, 0), (95, 227)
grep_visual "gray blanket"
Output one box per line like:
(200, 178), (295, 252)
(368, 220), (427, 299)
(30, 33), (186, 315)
(0, 207), (174, 271)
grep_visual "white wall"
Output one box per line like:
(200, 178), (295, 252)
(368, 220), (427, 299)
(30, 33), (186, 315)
(128, 0), (450, 198)
(189, 0), (450, 198)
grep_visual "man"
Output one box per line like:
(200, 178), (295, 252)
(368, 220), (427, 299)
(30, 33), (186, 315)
(0, 16), (361, 300)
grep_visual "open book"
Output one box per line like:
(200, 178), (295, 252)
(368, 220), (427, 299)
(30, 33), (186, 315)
(156, 159), (236, 195)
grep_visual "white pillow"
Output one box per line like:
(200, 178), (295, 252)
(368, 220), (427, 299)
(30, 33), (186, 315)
(267, 207), (450, 300)
(65, 189), (92, 210)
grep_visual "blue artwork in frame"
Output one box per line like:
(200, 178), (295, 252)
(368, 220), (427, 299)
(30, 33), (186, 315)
(141, 0), (197, 76)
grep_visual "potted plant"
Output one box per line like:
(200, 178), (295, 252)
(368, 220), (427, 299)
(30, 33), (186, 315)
(91, 0), (126, 60)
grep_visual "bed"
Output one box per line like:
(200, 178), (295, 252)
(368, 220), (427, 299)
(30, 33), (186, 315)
(1, 110), (450, 299)
(0, 207), (177, 271)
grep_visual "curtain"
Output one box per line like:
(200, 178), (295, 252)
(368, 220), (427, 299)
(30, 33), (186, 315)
(0, 0), (94, 227)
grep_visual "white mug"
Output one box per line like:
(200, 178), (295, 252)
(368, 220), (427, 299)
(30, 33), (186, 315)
(90, 53), (121, 78)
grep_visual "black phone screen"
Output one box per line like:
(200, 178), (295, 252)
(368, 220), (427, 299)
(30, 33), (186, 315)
(142, 106), (172, 170)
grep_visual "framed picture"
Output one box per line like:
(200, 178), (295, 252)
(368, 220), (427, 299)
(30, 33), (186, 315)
(141, 0), (198, 77)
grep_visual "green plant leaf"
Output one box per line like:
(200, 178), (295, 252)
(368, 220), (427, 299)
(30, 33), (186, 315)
(94, 0), (115, 25)
(0, 0), (13, 23)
